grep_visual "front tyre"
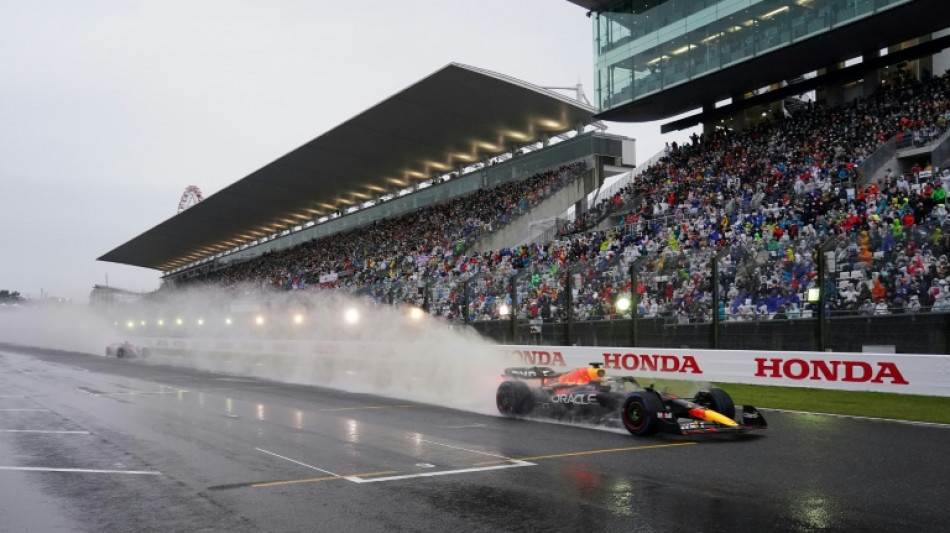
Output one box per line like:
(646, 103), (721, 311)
(496, 381), (533, 416)
(700, 387), (735, 419)
(621, 392), (663, 436)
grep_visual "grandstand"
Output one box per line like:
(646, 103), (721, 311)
(99, 14), (950, 353)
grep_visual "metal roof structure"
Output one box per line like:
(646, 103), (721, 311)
(596, 1), (950, 123)
(564, 0), (616, 11)
(566, 0), (950, 123)
(98, 63), (596, 271)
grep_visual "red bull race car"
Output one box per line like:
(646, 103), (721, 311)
(496, 363), (766, 436)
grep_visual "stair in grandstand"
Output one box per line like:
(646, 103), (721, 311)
(532, 145), (672, 244)
(783, 96), (809, 115)
(471, 163), (593, 252)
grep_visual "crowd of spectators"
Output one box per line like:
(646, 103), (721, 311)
(171, 69), (950, 325)
(514, 69), (950, 323)
(184, 162), (587, 295)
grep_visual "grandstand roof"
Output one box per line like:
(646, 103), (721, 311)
(98, 63), (596, 272)
(564, 0), (614, 11)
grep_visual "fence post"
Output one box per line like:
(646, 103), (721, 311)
(509, 272), (518, 344)
(565, 270), (573, 346)
(629, 260), (642, 347)
(816, 238), (835, 351)
(712, 255), (721, 349)
(462, 281), (470, 325)
(422, 280), (430, 313)
(711, 247), (729, 349)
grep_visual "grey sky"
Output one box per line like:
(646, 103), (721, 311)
(0, 0), (695, 302)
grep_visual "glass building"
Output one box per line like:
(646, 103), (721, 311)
(568, 0), (950, 126)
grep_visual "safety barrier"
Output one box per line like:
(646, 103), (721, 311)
(506, 344), (948, 397)
(136, 337), (949, 397)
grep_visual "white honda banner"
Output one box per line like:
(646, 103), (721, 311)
(504, 345), (947, 396)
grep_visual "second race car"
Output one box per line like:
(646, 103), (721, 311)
(105, 341), (149, 359)
(496, 362), (766, 436)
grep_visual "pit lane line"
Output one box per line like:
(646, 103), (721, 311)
(346, 438), (536, 484)
(0, 430), (90, 434)
(0, 392), (158, 476)
(0, 466), (161, 475)
(234, 441), (695, 490)
(255, 447), (341, 477)
(255, 440), (535, 485)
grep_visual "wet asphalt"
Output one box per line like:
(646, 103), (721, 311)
(0, 344), (948, 533)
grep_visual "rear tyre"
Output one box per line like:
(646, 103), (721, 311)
(702, 387), (735, 419)
(496, 381), (533, 416)
(116, 347), (126, 358)
(621, 392), (663, 436)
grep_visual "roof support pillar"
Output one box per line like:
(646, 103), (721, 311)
(818, 62), (846, 107)
(863, 48), (884, 95)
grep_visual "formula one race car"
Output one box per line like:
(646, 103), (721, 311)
(105, 341), (148, 359)
(496, 363), (766, 436)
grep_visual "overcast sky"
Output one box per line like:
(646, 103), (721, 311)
(0, 0), (696, 302)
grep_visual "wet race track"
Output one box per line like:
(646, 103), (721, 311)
(0, 344), (948, 532)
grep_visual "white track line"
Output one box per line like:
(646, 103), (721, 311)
(255, 448), (340, 477)
(0, 430), (90, 434)
(344, 438), (536, 483)
(762, 408), (950, 428)
(74, 388), (186, 397)
(0, 409), (50, 412)
(103, 390), (186, 396)
(345, 461), (535, 483)
(416, 439), (514, 460)
(0, 466), (160, 475)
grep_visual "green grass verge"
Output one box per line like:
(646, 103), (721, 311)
(644, 380), (950, 425)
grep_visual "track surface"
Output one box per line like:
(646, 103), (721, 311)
(0, 345), (948, 532)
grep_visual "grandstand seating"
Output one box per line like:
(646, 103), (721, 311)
(175, 71), (950, 324)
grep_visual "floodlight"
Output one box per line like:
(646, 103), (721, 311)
(616, 296), (632, 312)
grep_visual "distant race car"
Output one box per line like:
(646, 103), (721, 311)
(105, 341), (148, 359)
(495, 363), (766, 436)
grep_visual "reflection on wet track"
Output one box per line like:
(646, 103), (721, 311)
(0, 345), (948, 532)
